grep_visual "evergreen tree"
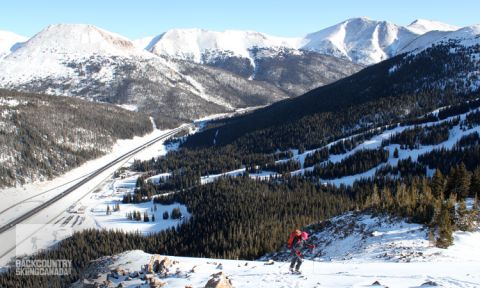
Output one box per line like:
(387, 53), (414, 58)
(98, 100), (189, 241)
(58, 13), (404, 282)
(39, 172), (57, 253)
(393, 147), (399, 158)
(163, 211), (169, 220)
(456, 163), (471, 199)
(431, 169), (445, 198)
(171, 207), (182, 219)
(470, 167), (480, 198)
(436, 202), (453, 248)
(143, 212), (150, 222)
(106, 205), (111, 215)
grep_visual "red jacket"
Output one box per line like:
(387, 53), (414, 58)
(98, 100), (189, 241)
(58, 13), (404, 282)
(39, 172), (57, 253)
(287, 231), (308, 249)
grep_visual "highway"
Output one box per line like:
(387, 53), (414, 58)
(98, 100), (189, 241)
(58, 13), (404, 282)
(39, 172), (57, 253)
(0, 124), (192, 235)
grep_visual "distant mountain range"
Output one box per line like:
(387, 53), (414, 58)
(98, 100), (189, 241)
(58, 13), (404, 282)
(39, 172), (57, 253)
(0, 18), (476, 127)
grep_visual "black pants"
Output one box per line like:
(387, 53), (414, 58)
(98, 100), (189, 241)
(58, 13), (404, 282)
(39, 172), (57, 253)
(290, 252), (303, 270)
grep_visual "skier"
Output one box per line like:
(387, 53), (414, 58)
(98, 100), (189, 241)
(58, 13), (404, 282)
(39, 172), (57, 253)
(287, 228), (314, 273)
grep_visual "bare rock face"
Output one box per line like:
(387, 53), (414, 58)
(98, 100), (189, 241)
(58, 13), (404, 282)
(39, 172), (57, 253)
(204, 271), (234, 288)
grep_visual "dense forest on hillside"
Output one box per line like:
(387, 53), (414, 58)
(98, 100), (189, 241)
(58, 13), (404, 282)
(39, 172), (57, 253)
(2, 170), (478, 287)
(0, 89), (153, 187)
(184, 43), (480, 153)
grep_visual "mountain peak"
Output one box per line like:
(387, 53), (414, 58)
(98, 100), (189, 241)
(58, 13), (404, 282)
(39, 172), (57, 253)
(26, 23), (138, 55)
(303, 18), (415, 65)
(407, 19), (460, 34)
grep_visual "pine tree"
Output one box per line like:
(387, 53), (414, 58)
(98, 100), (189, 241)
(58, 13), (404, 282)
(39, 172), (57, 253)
(456, 163), (471, 200)
(143, 212), (150, 222)
(393, 147), (399, 158)
(470, 167), (480, 198)
(106, 205), (111, 215)
(163, 211), (169, 220)
(445, 166), (458, 199)
(171, 207), (182, 219)
(436, 202), (453, 248)
(152, 214), (155, 222)
(431, 169), (445, 198)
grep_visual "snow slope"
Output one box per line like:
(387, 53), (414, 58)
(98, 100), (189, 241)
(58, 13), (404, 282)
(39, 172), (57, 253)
(0, 24), (157, 85)
(302, 17), (418, 65)
(75, 215), (480, 288)
(406, 19), (460, 35)
(0, 30), (26, 59)
(143, 18), (471, 66)
(400, 24), (480, 54)
(147, 28), (302, 63)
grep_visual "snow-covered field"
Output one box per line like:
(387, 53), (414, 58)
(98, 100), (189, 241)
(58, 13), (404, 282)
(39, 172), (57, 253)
(76, 174), (190, 234)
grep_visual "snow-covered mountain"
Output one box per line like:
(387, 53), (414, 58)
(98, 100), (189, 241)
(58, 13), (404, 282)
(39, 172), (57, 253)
(0, 30), (26, 59)
(406, 19), (459, 35)
(0, 24), (293, 127)
(144, 28), (362, 92)
(301, 17), (417, 64)
(300, 17), (461, 65)
(147, 28), (302, 63)
(142, 17), (468, 66)
(400, 24), (480, 54)
(0, 18), (476, 127)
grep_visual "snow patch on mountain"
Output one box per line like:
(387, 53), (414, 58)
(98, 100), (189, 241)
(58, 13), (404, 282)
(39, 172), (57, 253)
(0, 30), (27, 59)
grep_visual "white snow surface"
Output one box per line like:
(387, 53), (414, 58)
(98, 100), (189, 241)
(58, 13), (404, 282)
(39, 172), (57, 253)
(148, 28), (303, 63)
(302, 17), (419, 65)
(406, 19), (460, 35)
(0, 30), (26, 59)
(401, 24), (480, 54)
(143, 18), (473, 66)
(0, 24), (180, 88)
(82, 210), (480, 288)
(78, 173), (190, 234)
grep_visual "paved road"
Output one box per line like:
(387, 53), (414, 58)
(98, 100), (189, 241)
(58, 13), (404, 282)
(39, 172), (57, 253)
(0, 124), (192, 235)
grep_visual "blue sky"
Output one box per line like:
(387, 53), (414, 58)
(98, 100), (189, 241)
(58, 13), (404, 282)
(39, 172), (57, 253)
(2, 0), (478, 39)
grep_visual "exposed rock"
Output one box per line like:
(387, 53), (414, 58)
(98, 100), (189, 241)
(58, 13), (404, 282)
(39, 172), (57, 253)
(421, 281), (439, 287)
(204, 272), (234, 288)
(149, 276), (166, 287)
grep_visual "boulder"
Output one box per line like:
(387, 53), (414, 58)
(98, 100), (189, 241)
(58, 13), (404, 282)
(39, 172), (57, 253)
(204, 272), (234, 288)
(149, 276), (166, 287)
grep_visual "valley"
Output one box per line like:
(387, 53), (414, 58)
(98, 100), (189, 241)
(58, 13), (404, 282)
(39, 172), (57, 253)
(0, 12), (479, 288)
